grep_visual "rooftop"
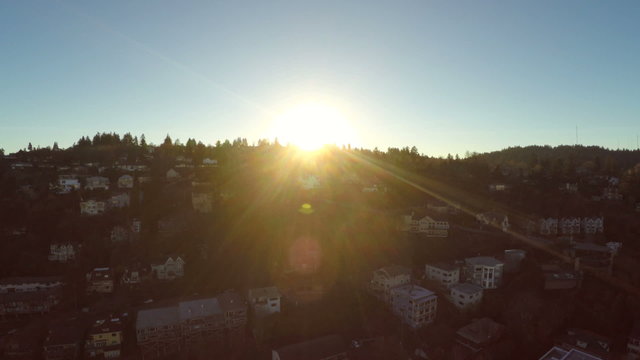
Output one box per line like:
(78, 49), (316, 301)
(390, 284), (435, 300)
(451, 283), (483, 295)
(136, 306), (180, 329)
(539, 346), (604, 360)
(427, 262), (459, 272)
(247, 286), (281, 300)
(0, 276), (64, 285)
(456, 318), (504, 346)
(465, 256), (504, 267)
(178, 298), (222, 320)
(376, 265), (411, 278)
(274, 334), (347, 360)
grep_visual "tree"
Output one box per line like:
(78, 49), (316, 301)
(28, 142), (33, 151)
(52, 142), (59, 151)
(163, 134), (172, 147)
(140, 134), (147, 147)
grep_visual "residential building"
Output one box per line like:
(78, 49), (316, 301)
(555, 328), (611, 359)
(84, 317), (123, 359)
(136, 291), (247, 359)
(389, 284), (437, 329)
(568, 243), (615, 275)
(582, 217), (604, 235)
(117, 174), (134, 189)
(476, 212), (510, 232)
(489, 184), (508, 192)
(202, 158), (218, 166)
(464, 257), (504, 289)
(542, 265), (582, 290)
(628, 321), (640, 360)
(401, 214), (449, 237)
(539, 346), (604, 360)
(121, 264), (151, 285)
(191, 192), (213, 213)
(455, 318), (505, 355)
(540, 218), (559, 236)
(0, 288), (63, 317)
(57, 175), (81, 194)
(110, 226), (129, 243)
(560, 217), (582, 235)
(151, 256), (185, 280)
(370, 265), (411, 302)
(504, 249), (526, 273)
(166, 168), (180, 180)
(85, 176), (110, 190)
(43, 319), (84, 360)
(48, 243), (76, 263)
(602, 187), (622, 201)
(85, 268), (114, 294)
(80, 200), (106, 216)
(108, 193), (130, 209)
(425, 262), (460, 289)
(272, 334), (348, 360)
(0, 276), (64, 293)
(450, 283), (483, 310)
(247, 286), (282, 318)
(560, 183), (579, 194)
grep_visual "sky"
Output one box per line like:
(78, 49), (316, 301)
(1, 0), (639, 156)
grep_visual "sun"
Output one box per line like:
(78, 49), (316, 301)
(271, 101), (355, 151)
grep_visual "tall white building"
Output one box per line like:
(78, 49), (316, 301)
(450, 283), (483, 310)
(425, 263), (460, 289)
(370, 265), (412, 302)
(464, 257), (504, 289)
(389, 285), (437, 329)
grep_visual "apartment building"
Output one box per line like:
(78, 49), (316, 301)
(425, 263), (460, 289)
(401, 214), (449, 237)
(464, 257), (504, 289)
(85, 176), (110, 190)
(389, 284), (437, 329)
(247, 286), (282, 318)
(450, 283), (483, 310)
(84, 317), (123, 359)
(370, 265), (411, 302)
(85, 268), (114, 294)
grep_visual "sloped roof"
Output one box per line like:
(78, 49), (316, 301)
(178, 298), (222, 320)
(136, 306), (179, 329)
(456, 318), (504, 346)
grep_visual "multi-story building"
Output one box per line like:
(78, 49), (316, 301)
(455, 318), (504, 355)
(48, 243), (76, 263)
(539, 218), (559, 236)
(539, 346), (605, 360)
(370, 265), (411, 302)
(582, 217), (604, 235)
(85, 268), (114, 294)
(108, 193), (130, 209)
(117, 174), (134, 189)
(85, 176), (110, 190)
(628, 321), (640, 360)
(80, 200), (106, 216)
(560, 217), (581, 235)
(272, 335), (348, 360)
(555, 328), (611, 360)
(136, 291), (247, 359)
(0, 276), (64, 293)
(464, 257), (504, 289)
(151, 256), (185, 280)
(450, 283), (483, 310)
(84, 317), (123, 359)
(56, 175), (81, 194)
(425, 263), (460, 289)
(247, 286), (282, 318)
(389, 284), (437, 329)
(121, 264), (151, 286)
(191, 192), (213, 213)
(401, 215), (449, 237)
(0, 288), (62, 317)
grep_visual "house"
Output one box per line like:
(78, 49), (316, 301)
(202, 158), (218, 166)
(389, 285), (437, 329)
(151, 256), (185, 280)
(43, 318), (84, 360)
(425, 262), (460, 289)
(464, 257), (504, 289)
(602, 187), (622, 201)
(455, 318), (505, 355)
(121, 264), (151, 285)
(0, 288), (63, 317)
(582, 217), (604, 235)
(555, 328), (611, 359)
(628, 321), (640, 360)
(131, 218), (142, 234)
(108, 193), (130, 209)
(0, 276), (64, 293)
(247, 286), (282, 318)
(117, 174), (134, 189)
(560, 217), (581, 235)
(400, 214), (449, 237)
(539, 346), (605, 360)
(85, 268), (114, 294)
(489, 184), (508, 192)
(568, 243), (614, 275)
(191, 192), (213, 213)
(166, 168), (180, 180)
(56, 175), (81, 194)
(136, 291), (247, 359)
(476, 212), (510, 232)
(540, 218), (559, 236)
(370, 265), (411, 302)
(450, 283), (483, 310)
(80, 200), (106, 216)
(272, 334), (348, 360)
(560, 183), (579, 194)
(85, 176), (110, 190)
(84, 317), (123, 359)
(48, 243), (76, 263)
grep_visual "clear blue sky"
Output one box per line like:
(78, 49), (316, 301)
(1, 0), (639, 156)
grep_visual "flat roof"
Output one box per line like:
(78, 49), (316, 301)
(427, 262), (459, 272)
(451, 283), (483, 295)
(465, 257), (504, 267)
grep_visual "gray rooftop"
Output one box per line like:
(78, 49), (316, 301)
(451, 283), (483, 295)
(247, 286), (281, 300)
(390, 284), (435, 300)
(427, 262), (459, 272)
(178, 298), (222, 321)
(376, 265), (411, 278)
(218, 291), (246, 313)
(465, 256), (504, 267)
(136, 306), (179, 329)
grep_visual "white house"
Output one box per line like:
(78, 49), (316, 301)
(425, 263), (460, 289)
(85, 176), (110, 190)
(450, 283), (483, 310)
(110, 226), (129, 243)
(389, 284), (437, 329)
(48, 243), (76, 263)
(370, 265), (412, 302)
(117, 175), (134, 189)
(202, 158), (218, 166)
(56, 175), (81, 193)
(582, 217), (604, 235)
(247, 286), (282, 318)
(108, 193), (130, 209)
(80, 200), (106, 216)
(464, 256), (504, 289)
(560, 217), (581, 235)
(401, 214), (449, 237)
(476, 212), (510, 232)
(539, 218), (559, 235)
(0, 276), (64, 293)
(151, 256), (185, 280)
